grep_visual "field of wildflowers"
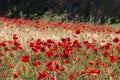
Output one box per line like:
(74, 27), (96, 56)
(0, 17), (120, 80)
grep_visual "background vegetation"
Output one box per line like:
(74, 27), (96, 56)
(0, 0), (120, 24)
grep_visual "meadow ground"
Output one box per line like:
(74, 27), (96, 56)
(0, 17), (120, 80)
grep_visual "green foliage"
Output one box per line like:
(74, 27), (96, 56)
(0, 0), (120, 24)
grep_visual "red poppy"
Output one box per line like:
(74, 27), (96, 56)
(69, 74), (75, 80)
(115, 30), (120, 34)
(104, 49), (110, 56)
(14, 41), (20, 46)
(46, 61), (52, 66)
(0, 41), (6, 47)
(30, 43), (34, 47)
(105, 43), (112, 49)
(89, 68), (101, 75)
(37, 71), (47, 80)
(4, 47), (9, 51)
(82, 50), (86, 56)
(53, 45), (58, 51)
(75, 30), (81, 34)
(21, 55), (29, 63)
(59, 66), (65, 71)
(55, 54), (61, 59)
(7, 40), (13, 44)
(109, 55), (119, 63)
(102, 62), (108, 69)
(61, 38), (66, 43)
(113, 37), (119, 43)
(13, 72), (20, 78)
(82, 68), (101, 75)
(83, 41), (89, 45)
(33, 60), (40, 67)
(13, 34), (18, 41)
(9, 64), (14, 69)
(47, 50), (53, 58)
(32, 47), (39, 53)
(48, 66), (54, 71)
(96, 60), (101, 65)
(89, 60), (95, 65)
(116, 45), (120, 53)
(62, 59), (70, 64)
(82, 70), (91, 75)
(40, 47), (46, 52)
(73, 58), (81, 62)
(73, 40), (79, 45)
(47, 39), (54, 43)
(74, 71), (81, 76)
(107, 28), (112, 33)
(110, 73), (116, 79)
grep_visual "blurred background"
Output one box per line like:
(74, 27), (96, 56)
(0, 0), (120, 24)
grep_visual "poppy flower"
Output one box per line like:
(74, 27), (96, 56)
(47, 50), (53, 58)
(74, 71), (81, 76)
(113, 37), (119, 43)
(0, 41), (6, 47)
(55, 64), (60, 69)
(14, 41), (20, 46)
(46, 61), (52, 66)
(115, 30), (120, 34)
(110, 73), (116, 79)
(53, 45), (58, 51)
(21, 55), (29, 63)
(104, 49), (110, 56)
(75, 30), (81, 34)
(17, 46), (23, 50)
(33, 60), (40, 67)
(47, 39), (54, 43)
(48, 66), (54, 71)
(109, 55), (119, 63)
(73, 58), (81, 62)
(69, 74), (75, 80)
(30, 43), (34, 47)
(61, 38), (66, 43)
(82, 68), (101, 75)
(59, 66), (65, 71)
(82, 50), (86, 56)
(102, 62), (108, 69)
(62, 59), (70, 64)
(82, 70), (91, 75)
(7, 40), (13, 44)
(89, 68), (101, 75)
(13, 72), (20, 78)
(32, 47), (39, 53)
(9, 64), (14, 69)
(55, 54), (61, 59)
(40, 47), (46, 52)
(37, 71), (47, 80)
(13, 34), (18, 41)
(89, 60), (95, 65)
(96, 60), (101, 65)
(107, 28), (112, 33)
(105, 43), (112, 49)
(116, 45), (120, 53)
(4, 47), (9, 51)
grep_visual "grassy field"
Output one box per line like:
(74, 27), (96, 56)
(0, 17), (120, 80)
